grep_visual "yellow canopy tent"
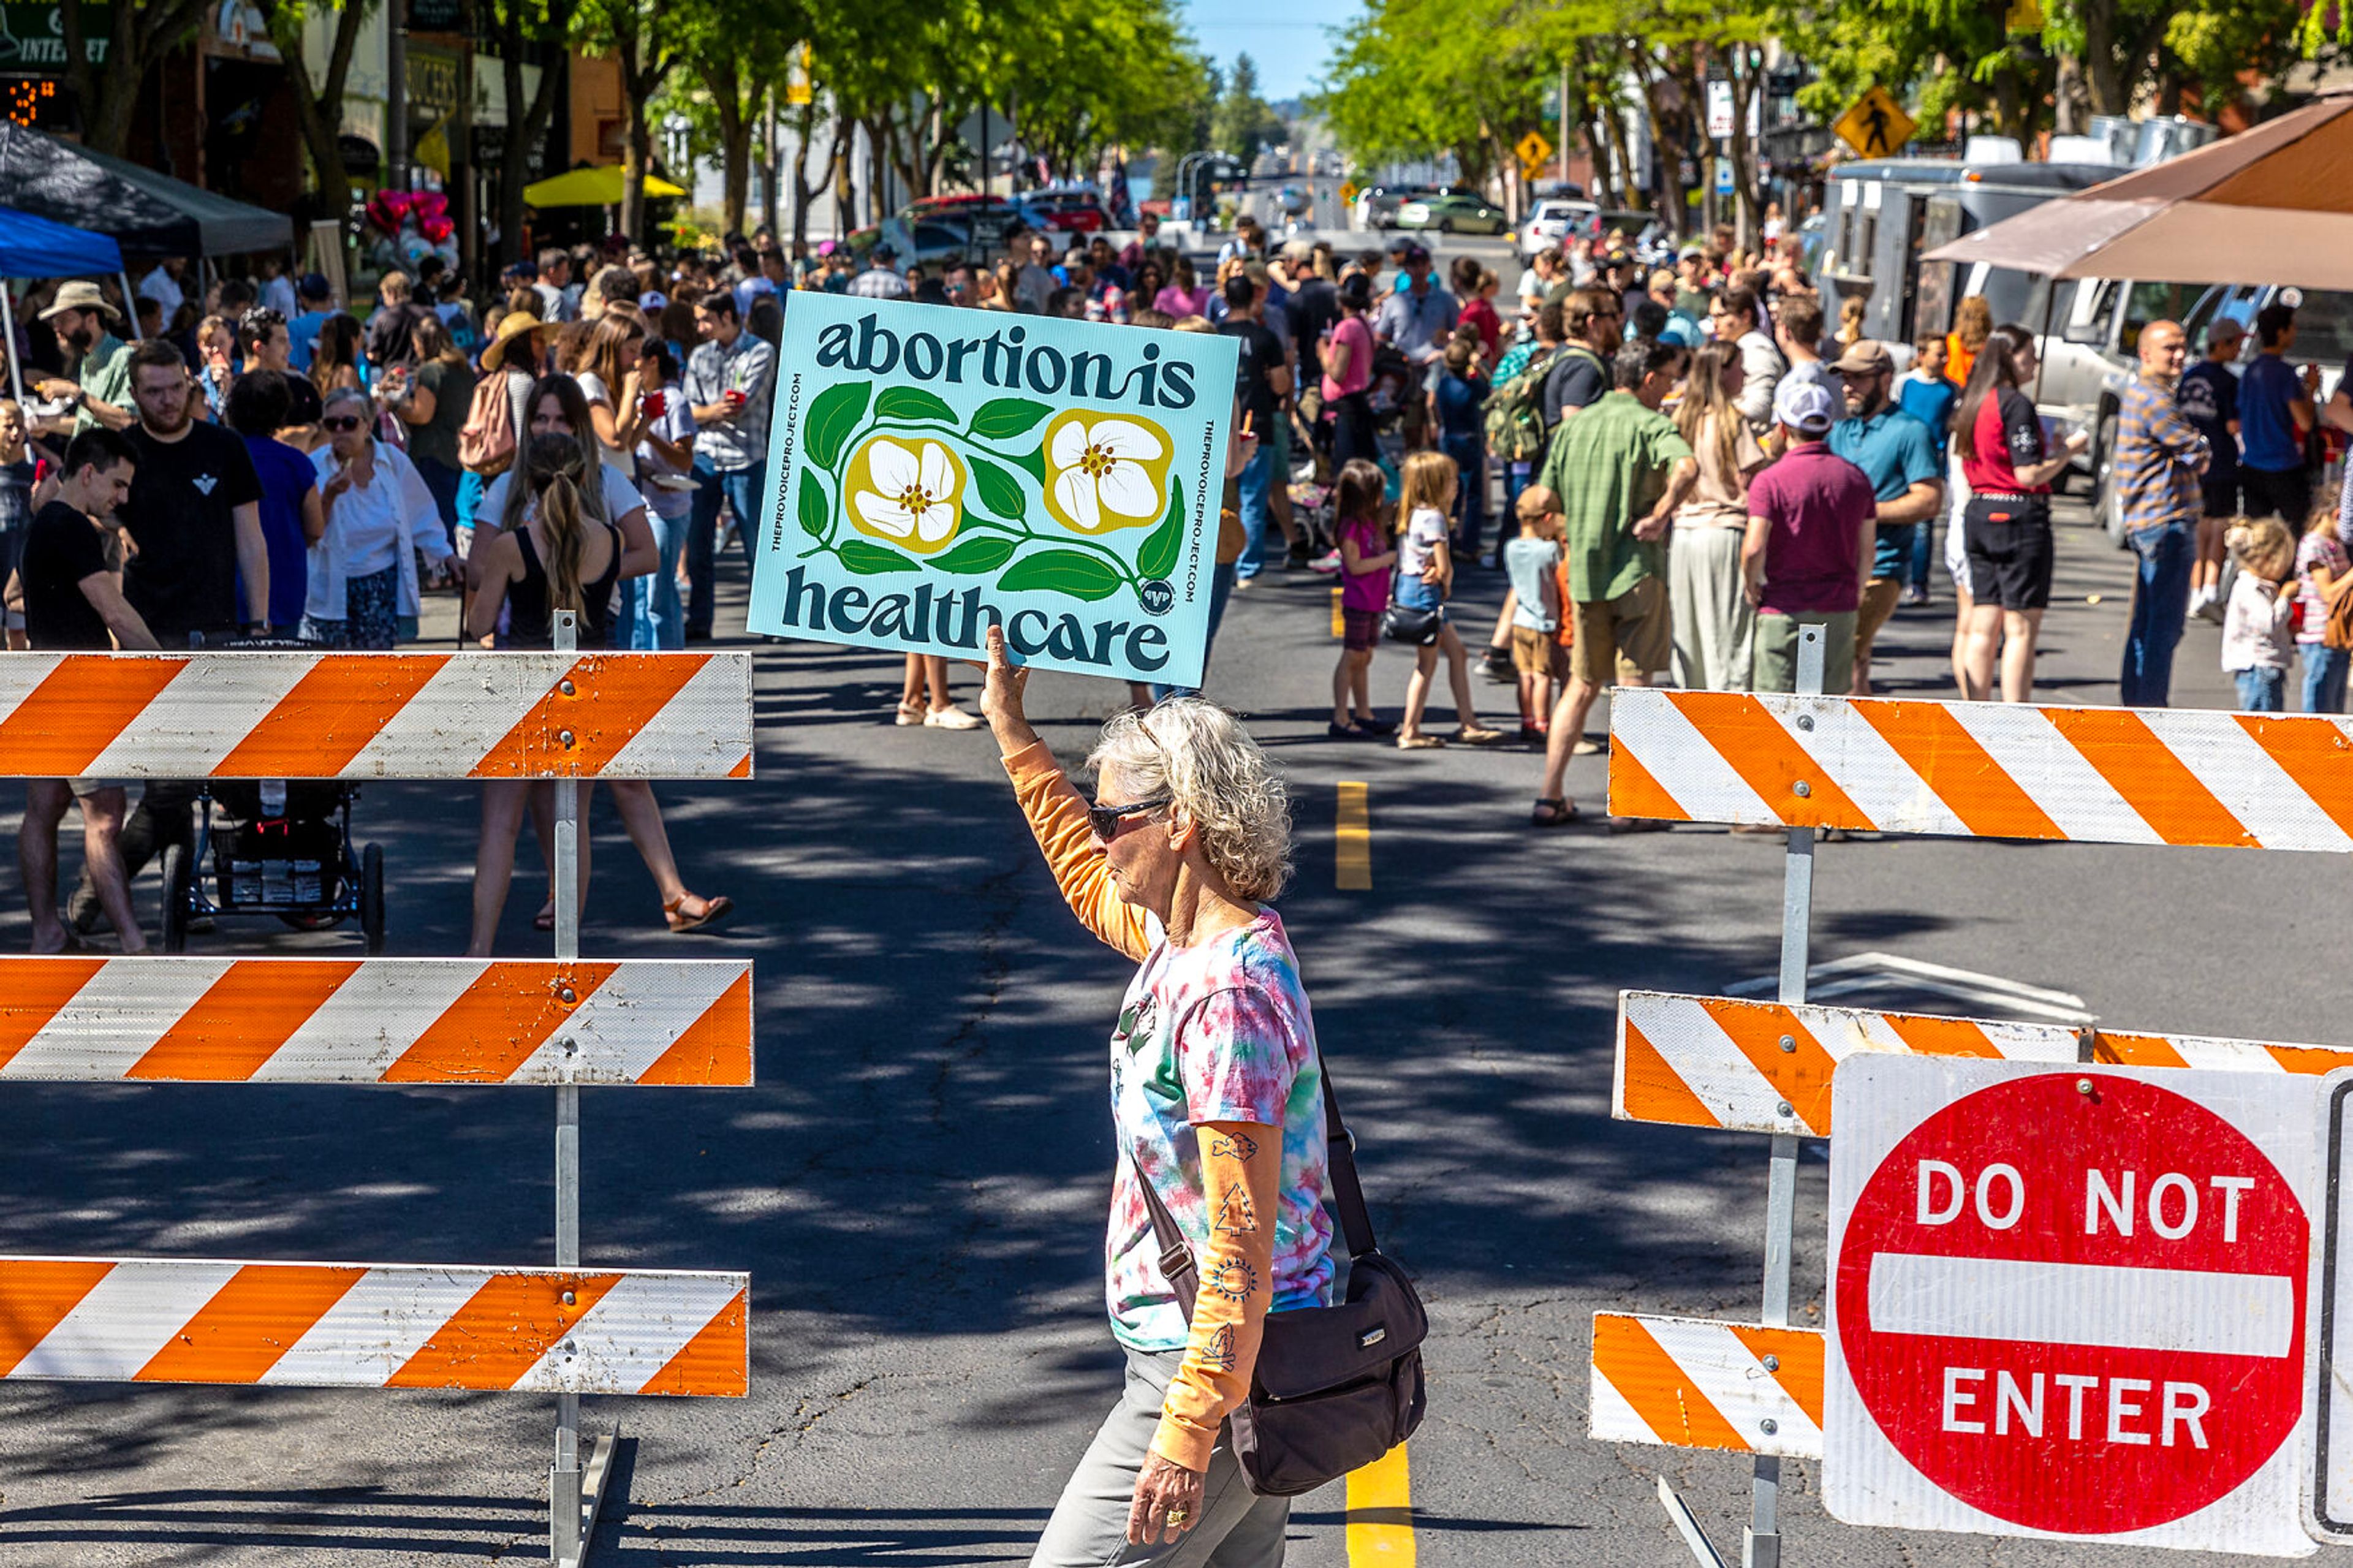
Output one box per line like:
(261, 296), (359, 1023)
(521, 165), (687, 208)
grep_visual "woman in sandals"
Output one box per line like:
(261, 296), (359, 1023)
(979, 623), (1335, 1565)
(464, 433), (732, 952)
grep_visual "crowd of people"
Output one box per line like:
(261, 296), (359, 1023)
(4, 206), (2351, 942)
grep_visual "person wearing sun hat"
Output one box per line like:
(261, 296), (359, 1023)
(454, 311), (555, 536)
(36, 280), (136, 434)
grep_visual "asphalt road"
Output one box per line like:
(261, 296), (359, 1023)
(0, 493), (2336, 1567)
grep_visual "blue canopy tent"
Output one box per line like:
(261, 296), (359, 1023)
(0, 206), (131, 406)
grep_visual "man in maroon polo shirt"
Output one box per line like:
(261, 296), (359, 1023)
(1743, 379), (1879, 693)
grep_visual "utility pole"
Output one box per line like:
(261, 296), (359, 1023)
(762, 86), (779, 234)
(387, 0), (410, 191)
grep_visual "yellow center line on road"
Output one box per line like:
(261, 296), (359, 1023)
(1332, 585), (1345, 638)
(1346, 1442), (1415, 1562)
(1335, 781), (1371, 890)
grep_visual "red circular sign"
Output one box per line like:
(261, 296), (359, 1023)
(1838, 1074), (2306, 1534)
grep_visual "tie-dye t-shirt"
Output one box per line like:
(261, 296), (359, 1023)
(1107, 907), (1335, 1352)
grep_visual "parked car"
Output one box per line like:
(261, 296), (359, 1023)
(895, 195), (1037, 257)
(1396, 192), (1507, 235)
(1517, 199), (1592, 259)
(841, 219), (972, 270)
(1355, 184), (1440, 229)
(1024, 187), (1112, 234)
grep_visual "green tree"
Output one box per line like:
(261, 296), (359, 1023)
(572, 0), (685, 241)
(257, 0), (380, 252)
(1208, 52), (1284, 161)
(487, 0), (570, 268)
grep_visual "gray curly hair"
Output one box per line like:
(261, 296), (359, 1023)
(1088, 698), (1292, 903)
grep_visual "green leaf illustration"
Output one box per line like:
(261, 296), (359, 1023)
(1135, 487), (1184, 581)
(966, 454), (1028, 520)
(875, 387), (958, 425)
(806, 382), (870, 470)
(797, 473), (829, 540)
(837, 539), (922, 574)
(969, 397), (1052, 441)
(1008, 442), (1048, 487)
(998, 548), (1127, 601)
(930, 534), (1020, 574)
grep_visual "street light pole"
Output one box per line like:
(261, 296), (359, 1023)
(387, 0), (409, 192)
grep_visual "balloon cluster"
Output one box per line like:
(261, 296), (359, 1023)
(367, 189), (460, 271)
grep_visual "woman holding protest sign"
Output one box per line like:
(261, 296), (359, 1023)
(979, 625), (1337, 1565)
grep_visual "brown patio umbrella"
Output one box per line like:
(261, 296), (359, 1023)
(1922, 94), (2353, 289)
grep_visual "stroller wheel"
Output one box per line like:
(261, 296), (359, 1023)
(159, 843), (192, 954)
(362, 844), (386, 954)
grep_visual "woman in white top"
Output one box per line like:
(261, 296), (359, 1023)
(1667, 342), (1770, 691)
(572, 314), (649, 482)
(302, 387), (454, 648)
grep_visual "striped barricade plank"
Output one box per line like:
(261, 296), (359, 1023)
(0, 652), (754, 779)
(0, 1257), (747, 1395)
(1608, 689), (2353, 850)
(1589, 1313), (1823, 1460)
(0, 958), (752, 1085)
(1619, 991), (2353, 1135)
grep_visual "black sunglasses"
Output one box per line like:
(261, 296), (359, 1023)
(322, 415), (365, 433)
(1088, 795), (1170, 842)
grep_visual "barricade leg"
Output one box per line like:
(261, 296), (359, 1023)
(547, 610), (615, 1567)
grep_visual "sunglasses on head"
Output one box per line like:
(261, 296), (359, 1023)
(322, 415), (365, 433)
(1088, 795), (1170, 842)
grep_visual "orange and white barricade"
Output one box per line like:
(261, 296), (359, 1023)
(4, 642), (753, 1567)
(1593, 631), (2353, 1566)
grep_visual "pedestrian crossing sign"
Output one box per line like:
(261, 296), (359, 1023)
(1834, 87), (1915, 160)
(1515, 131), (1553, 171)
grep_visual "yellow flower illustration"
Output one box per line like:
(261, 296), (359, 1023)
(846, 436), (967, 555)
(1041, 411), (1173, 535)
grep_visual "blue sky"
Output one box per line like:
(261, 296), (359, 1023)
(1183, 0), (1356, 102)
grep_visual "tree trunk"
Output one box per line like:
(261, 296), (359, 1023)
(499, 13), (565, 270)
(64, 0), (203, 157)
(2053, 53), (2088, 133)
(789, 99), (822, 247)
(1728, 48), (1762, 253)
(2082, 0), (2128, 116)
(270, 0), (369, 268)
(832, 111), (857, 232)
(710, 56), (748, 236)
(865, 113), (891, 222)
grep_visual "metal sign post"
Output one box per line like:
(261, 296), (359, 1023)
(549, 611), (614, 1566)
(1651, 624), (1822, 1568)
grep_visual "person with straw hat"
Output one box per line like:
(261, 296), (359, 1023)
(455, 310), (553, 543)
(36, 280), (136, 434)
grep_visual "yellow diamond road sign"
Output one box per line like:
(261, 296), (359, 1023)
(1835, 86), (1915, 159)
(1515, 131), (1553, 170)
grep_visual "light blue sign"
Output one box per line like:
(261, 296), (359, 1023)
(748, 293), (1238, 687)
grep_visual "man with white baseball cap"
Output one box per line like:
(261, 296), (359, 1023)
(1742, 378), (1879, 692)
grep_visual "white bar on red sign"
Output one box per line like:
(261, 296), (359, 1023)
(1868, 1254), (2295, 1358)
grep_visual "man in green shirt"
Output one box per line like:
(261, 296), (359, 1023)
(35, 281), (137, 434)
(1534, 338), (1697, 828)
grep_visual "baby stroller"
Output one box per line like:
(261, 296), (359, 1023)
(159, 776), (385, 953)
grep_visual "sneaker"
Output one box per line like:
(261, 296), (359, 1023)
(1481, 650), (1515, 684)
(1308, 550), (1342, 574)
(894, 701), (925, 727)
(1517, 722), (1545, 743)
(1899, 586), (1928, 607)
(924, 705), (983, 730)
(2196, 588), (2227, 626)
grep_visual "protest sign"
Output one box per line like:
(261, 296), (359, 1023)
(748, 294), (1240, 687)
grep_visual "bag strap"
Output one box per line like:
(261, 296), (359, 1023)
(1129, 1044), (1383, 1330)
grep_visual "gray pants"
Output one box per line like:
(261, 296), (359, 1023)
(1030, 1349), (1288, 1568)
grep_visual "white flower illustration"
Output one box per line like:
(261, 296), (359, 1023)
(1047, 416), (1167, 534)
(850, 437), (964, 553)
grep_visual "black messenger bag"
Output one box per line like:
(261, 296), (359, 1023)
(1134, 1055), (1428, 1496)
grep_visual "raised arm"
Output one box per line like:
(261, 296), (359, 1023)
(980, 623), (1154, 960)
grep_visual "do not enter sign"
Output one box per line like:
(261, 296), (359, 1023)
(1826, 1058), (2319, 1557)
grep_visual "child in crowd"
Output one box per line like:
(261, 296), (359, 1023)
(1327, 460), (1398, 738)
(1502, 485), (1569, 741)
(1393, 450), (1502, 751)
(2295, 498), (2353, 713)
(2222, 517), (2297, 712)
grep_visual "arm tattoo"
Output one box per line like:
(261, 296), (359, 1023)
(1208, 1131), (1259, 1162)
